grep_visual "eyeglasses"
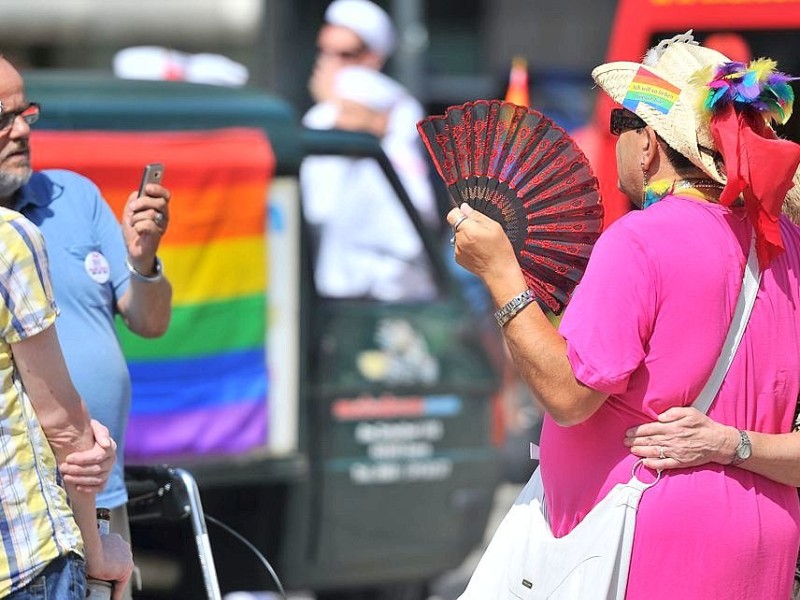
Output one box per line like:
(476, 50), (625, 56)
(610, 108), (647, 136)
(0, 102), (40, 132)
(317, 44), (367, 61)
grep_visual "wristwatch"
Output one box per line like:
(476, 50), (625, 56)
(729, 429), (752, 466)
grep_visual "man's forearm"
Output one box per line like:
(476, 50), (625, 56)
(13, 327), (96, 457)
(67, 483), (103, 566)
(118, 277), (172, 337)
(483, 266), (607, 426)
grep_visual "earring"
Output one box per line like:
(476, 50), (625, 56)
(641, 157), (673, 208)
(641, 160), (649, 206)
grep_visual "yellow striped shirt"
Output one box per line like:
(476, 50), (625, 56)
(0, 207), (82, 595)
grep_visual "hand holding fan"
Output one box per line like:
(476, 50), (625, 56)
(416, 99), (603, 314)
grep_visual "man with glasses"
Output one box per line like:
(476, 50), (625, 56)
(0, 56), (172, 599)
(301, 0), (437, 300)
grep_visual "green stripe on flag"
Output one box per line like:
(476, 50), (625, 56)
(117, 294), (266, 360)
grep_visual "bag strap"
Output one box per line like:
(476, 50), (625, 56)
(691, 238), (761, 415)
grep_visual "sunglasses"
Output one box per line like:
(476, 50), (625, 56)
(0, 102), (40, 132)
(610, 108), (647, 136)
(317, 44), (368, 62)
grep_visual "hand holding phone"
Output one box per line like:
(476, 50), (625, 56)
(137, 163), (165, 197)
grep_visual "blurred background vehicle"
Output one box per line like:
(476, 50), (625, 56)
(572, 0), (800, 225)
(29, 72), (503, 600)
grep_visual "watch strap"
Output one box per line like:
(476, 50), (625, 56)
(729, 430), (752, 466)
(494, 289), (536, 328)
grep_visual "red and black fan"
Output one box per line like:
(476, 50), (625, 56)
(417, 99), (603, 314)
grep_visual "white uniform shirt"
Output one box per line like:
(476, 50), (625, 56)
(300, 67), (437, 301)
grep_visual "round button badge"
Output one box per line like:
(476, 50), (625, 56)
(84, 251), (110, 284)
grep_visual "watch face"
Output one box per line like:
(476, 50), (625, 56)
(737, 432), (752, 460)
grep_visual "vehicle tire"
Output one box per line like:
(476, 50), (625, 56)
(316, 582), (429, 600)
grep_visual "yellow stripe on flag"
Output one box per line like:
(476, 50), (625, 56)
(160, 236), (266, 305)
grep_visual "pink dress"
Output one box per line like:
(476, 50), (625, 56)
(548, 196), (800, 599)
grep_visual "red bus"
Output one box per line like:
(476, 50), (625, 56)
(576, 0), (800, 226)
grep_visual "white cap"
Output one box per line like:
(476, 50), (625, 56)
(113, 46), (249, 87)
(185, 53), (249, 87)
(324, 0), (396, 59)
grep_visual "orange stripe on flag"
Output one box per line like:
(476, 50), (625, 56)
(96, 180), (267, 244)
(31, 128), (275, 245)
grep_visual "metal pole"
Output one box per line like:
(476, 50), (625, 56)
(390, 0), (428, 99)
(175, 468), (222, 600)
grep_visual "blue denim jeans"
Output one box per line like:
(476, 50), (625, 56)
(8, 553), (86, 599)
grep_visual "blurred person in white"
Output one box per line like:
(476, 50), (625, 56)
(302, 0), (437, 301)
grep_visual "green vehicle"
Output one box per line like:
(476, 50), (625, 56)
(27, 71), (502, 599)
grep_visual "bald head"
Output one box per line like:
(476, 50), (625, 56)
(0, 58), (24, 102)
(0, 56), (32, 204)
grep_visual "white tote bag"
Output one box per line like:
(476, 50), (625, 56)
(459, 462), (656, 600)
(459, 240), (760, 600)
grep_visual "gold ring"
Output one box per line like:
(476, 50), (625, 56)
(658, 446), (666, 460)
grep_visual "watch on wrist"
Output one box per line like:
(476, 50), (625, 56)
(729, 429), (752, 466)
(494, 289), (536, 328)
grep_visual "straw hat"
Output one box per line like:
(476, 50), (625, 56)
(592, 31), (800, 219)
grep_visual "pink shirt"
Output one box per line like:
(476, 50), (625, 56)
(549, 196), (800, 598)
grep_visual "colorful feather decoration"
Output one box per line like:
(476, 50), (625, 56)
(695, 59), (797, 125)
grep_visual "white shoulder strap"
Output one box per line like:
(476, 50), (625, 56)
(692, 239), (761, 414)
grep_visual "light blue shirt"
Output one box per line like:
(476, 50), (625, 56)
(15, 170), (132, 508)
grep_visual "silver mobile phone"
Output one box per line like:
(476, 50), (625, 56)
(138, 163), (165, 197)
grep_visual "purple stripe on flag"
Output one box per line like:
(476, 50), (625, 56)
(125, 399), (267, 460)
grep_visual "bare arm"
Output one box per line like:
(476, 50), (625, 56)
(118, 183), (173, 337)
(447, 204), (607, 425)
(117, 274), (172, 337)
(334, 99), (389, 138)
(13, 326), (94, 458)
(625, 406), (800, 486)
(12, 327), (133, 590)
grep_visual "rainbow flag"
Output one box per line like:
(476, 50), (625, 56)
(31, 128), (275, 460)
(622, 67), (681, 114)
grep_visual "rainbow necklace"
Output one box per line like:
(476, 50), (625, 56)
(643, 178), (724, 208)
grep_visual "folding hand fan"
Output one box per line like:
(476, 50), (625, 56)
(417, 99), (603, 314)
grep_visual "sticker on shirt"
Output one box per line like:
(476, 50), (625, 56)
(84, 251), (111, 284)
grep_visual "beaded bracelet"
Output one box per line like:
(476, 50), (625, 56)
(494, 289), (536, 327)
